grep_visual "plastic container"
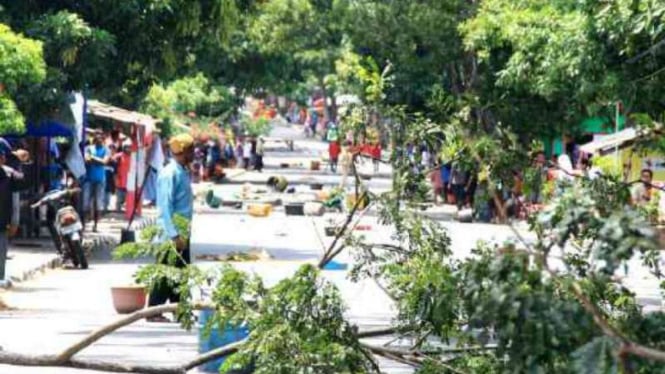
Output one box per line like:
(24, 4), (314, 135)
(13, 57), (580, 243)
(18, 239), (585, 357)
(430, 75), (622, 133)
(198, 308), (250, 373)
(310, 161), (321, 171)
(304, 202), (325, 216)
(323, 260), (348, 271)
(346, 193), (370, 210)
(248, 203), (272, 217)
(324, 227), (339, 237)
(285, 203), (305, 216)
(315, 190), (330, 202)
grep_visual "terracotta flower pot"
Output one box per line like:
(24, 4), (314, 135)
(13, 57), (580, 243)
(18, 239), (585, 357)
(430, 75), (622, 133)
(111, 286), (147, 314)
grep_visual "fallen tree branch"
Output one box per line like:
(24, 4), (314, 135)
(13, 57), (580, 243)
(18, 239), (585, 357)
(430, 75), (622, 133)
(363, 343), (422, 367)
(356, 326), (398, 339)
(318, 192), (368, 268)
(0, 351), (185, 374)
(0, 302), (219, 373)
(363, 344), (468, 374)
(56, 302), (213, 363)
(322, 200), (374, 266)
(181, 338), (246, 370)
(497, 185), (665, 364)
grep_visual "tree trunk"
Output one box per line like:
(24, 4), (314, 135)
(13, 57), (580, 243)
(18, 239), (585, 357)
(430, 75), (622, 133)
(330, 94), (338, 122)
(318, 76), (332, 123)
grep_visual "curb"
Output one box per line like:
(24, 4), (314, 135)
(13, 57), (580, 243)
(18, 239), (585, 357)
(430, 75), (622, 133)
(0, 216), (158, 290)
(1, 255), (62, 290)
(83, 216), (159, 253)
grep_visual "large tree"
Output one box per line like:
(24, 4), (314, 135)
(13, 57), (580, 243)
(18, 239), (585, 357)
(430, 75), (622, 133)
(0, 23), (46, 133)
(460, 0), (665, 136)
(0, 0), (241, 115)
(340, 0), (472, 111)
(249, 0), (346, 118)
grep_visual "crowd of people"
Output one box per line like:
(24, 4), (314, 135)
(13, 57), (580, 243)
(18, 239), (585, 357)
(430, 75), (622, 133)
(78, 127), (272, 233)
(189, 135), (266, 184)
(420, 147), (659, 222)
(325, 123), (382, 178)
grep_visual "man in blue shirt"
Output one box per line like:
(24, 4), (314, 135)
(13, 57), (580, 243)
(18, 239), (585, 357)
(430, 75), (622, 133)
(147, 133), (194, 322)
(84, 131), (110, 232)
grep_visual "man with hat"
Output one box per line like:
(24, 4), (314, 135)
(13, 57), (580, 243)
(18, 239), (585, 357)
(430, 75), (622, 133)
(0, 138), (28, 287)
(147, 133), (194, 322)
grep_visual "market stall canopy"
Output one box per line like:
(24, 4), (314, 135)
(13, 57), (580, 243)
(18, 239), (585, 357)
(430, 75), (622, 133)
(87, 100), (159, 130)
(580, 128), (638, 155)
(25, 121), (73, 137)
(1, 120), (73, 138)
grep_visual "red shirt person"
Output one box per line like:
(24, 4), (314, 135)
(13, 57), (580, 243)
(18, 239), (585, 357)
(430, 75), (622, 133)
(113, 143), (131, 211)
(370, 142), (381, 173)
(328, 141), (341, 173)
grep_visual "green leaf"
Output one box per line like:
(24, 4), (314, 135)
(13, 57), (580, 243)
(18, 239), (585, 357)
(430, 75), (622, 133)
(571, 337), (620, 374)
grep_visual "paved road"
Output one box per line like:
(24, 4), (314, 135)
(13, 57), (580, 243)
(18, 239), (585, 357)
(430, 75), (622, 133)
(0, 124), (411, 373)
(0, 122), (661, 373)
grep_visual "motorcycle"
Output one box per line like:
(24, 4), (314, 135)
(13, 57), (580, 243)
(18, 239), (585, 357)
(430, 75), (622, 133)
(31, 188), (88, 269)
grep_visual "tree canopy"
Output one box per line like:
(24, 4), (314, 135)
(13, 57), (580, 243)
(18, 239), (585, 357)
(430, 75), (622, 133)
(0, 23), (46, 134)
(3, 0), (665, 372)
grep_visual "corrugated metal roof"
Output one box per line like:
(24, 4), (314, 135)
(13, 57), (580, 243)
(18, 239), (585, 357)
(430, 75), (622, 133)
(87, 100), (159, 128)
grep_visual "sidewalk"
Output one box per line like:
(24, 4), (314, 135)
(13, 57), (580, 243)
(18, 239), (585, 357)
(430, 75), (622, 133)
(1, 166), (253, 291)
(3, 240), (61, 288)
(1, 207), (158, 290)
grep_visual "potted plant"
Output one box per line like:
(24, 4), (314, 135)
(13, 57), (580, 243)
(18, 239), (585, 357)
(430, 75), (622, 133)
(112, 215), (191, 314)
(110, 283), (147, 314)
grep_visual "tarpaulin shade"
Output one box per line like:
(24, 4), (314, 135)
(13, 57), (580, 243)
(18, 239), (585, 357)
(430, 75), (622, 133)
(580, 128), (637, 155)
(1, 120), (73, 138)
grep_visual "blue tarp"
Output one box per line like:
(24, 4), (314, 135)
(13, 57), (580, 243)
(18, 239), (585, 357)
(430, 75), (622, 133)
(1, 120), (73, 138)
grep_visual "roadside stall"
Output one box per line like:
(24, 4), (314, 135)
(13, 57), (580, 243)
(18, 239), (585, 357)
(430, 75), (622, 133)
(86, 101), (161, 220)
(579, 127), (665, 182)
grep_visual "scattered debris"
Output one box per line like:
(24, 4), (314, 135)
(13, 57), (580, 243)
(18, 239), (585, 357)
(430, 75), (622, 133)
(195, 248), (273, 262)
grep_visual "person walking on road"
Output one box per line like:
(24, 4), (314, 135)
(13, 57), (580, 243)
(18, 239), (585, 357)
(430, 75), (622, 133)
(243, 137), (252, 170)
(147, 133), (195, 323)
(450, 162), (468, 210)
(234, 141), (243, 169)
(370, 141), (382, 174)
(339, 141), (353, 188)
(255, 137), (265, 172)
(326, 124), (341, 173)
(328, 140), (341, 173)
(430, 161), (444, 205)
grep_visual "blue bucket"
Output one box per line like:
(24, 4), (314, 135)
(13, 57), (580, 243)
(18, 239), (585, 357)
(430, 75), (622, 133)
(323, 260), (348, 271)
(198, 308), (250, 373)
